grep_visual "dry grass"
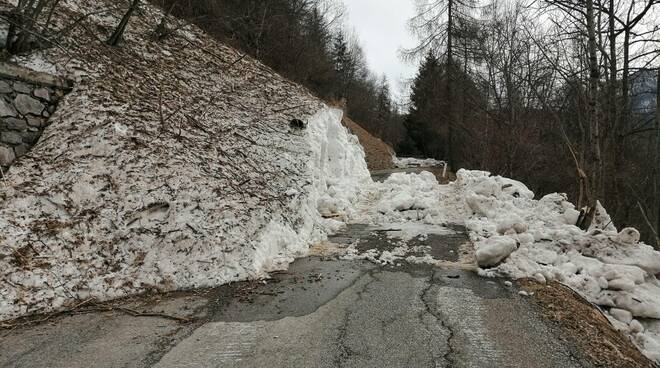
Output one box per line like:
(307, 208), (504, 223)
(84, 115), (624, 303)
(335, 111), (395, 171)
(520, 279), (658, 368)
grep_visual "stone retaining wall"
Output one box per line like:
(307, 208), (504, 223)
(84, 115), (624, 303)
(0, 72), (66, 171)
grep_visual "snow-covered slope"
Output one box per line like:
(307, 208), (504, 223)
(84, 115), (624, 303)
(0, 0), (369, 320)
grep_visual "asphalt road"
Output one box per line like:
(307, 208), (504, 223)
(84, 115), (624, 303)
(1, 225), (593, 368)
(0, 168), (595, 368)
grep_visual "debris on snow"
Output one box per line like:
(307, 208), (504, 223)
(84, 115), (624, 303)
(0, 0), (368, 322)
(0, 0), (659, 363)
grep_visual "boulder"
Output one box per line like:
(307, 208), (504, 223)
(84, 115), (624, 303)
(0, 145), (15, 166)
(14, 144), (29, 157)
(26, 115), (46, 128)
(14, 94), (44, 115)
(1, 131), (23, 145)
(33, 88), (51, 101)
(4, 117), (27, 131)
(0, 98), (17, 117)
(22, 131), (41, 144)
(12, 81), (32, 94)
(0, 80), (12, 93)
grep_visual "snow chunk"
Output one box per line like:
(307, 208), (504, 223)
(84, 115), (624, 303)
(476, 236), (517, 267)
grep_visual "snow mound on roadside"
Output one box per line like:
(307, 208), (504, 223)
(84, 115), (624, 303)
(354, 170), (465, 225)
(392, 156), (445, 168)
(455, 169), (660, 361)
(0, 0), (368, 321)
(245, 107), (369, 279)
(309, 109), (371, 221)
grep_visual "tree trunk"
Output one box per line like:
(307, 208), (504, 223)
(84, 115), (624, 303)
(7, 0), (48, 54)
(607, 0), (617, 139)
(655, 67), (660, 246)
(586, 0), (602, 204)
(107, 0), (140, 46)
(446, 0), (455, 169)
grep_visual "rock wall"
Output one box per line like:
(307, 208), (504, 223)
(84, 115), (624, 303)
(0, 78), (64, 170)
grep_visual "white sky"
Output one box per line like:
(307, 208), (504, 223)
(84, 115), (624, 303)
(343, 1), (419, 102)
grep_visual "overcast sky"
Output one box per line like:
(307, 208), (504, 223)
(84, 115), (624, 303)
(343, 1), (419, 102)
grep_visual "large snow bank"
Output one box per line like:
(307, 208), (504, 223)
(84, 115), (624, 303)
(454, 169), (660, 361)
(0, 0), (368, 321)
(309, 109), (371, 221)
(245, 108), (370, 278)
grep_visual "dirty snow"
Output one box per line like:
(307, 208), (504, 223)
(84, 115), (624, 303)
(452, 169), (660, 360)
(0, 0), (367, 322)
(392, 156), (446, 168)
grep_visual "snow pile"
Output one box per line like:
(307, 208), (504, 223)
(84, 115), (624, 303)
(344, 164), (660, 361)
(354, 170), (465, 224)
(0, 0), (367, 321)
(392, 156), (446, 168)
(242, 108), (370, 279)
(308, 108), (371, 222)
(454, 169), (660, 361)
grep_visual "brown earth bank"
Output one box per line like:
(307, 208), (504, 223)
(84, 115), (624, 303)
(520, 279), (659, 368)
(327, 103), (394, 170)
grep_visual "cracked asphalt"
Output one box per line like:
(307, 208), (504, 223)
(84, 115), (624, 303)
(1, 225), (595, 368)
(153, 255), (592, 368)
(1, 169), (597, 367)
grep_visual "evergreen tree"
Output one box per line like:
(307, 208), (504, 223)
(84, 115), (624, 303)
(331, 31), (353, 99)
(405, 51), (447, 159)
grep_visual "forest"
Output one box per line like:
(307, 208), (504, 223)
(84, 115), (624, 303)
(151, 0), (407, 147)
(153, 0), (659, 246)
(401, 0), (660, 246)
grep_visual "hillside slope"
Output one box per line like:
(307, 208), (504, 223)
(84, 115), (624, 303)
(0, 0), (369, 320)
(340, 112), (394, 170)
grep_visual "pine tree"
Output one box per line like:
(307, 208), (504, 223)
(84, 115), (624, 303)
(405, 51), (447, 159)
(375, 76), (393, 136)
(331, 31), (353, 99)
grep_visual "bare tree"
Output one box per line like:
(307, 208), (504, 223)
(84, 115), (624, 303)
(3, 0), (60, 54)
(655, 67), (660, 246)
(586, 0), (603, 202)
(107, 0), (140, 46)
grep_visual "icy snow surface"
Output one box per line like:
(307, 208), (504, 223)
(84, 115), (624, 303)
(424, 169), (660, 362)
(1, 0), (659, 362)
